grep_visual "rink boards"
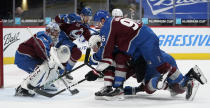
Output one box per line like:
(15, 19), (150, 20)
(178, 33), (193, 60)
(2, 26), (210, 64)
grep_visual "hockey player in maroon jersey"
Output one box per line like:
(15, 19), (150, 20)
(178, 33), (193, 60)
(85, 35), (137, 100)
(85, 10), (207, 100)
(54, 7), (93, 80)
(54, 7), (92, 41)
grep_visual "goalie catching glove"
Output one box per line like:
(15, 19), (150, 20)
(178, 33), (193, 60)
(49, 45), (70, 70)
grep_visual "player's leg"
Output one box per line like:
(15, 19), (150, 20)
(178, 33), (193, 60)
(103, 53), (130, 101)
(95, 68), (114, 100)
(159, 51), (186, 96)
(124, 56), (147, 95)
(14, 51), (43, 74)
(184, 65), (207, 100)
(59, 46), (82, 82)
(163, 52), (207, 100)
(14, 52), (42, 97)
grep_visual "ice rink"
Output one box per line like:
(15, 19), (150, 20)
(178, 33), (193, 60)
(0, 60), (210, 108)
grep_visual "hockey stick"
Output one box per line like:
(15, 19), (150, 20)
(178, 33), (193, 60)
(35, 48), (90, 89)
(33, 48), (91, 97)
(80, 23), (100, 35)
(26, 28), (78, 95)
(35, 78), (86, 98)
(85, 64), (104, 78)
(34, 78), (86, 98)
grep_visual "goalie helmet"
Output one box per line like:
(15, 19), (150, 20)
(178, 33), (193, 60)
(112, 8), (123, 17)
(46, 22), (60, 44)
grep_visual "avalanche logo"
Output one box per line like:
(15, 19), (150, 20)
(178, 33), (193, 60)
(147, 0), (208, 15)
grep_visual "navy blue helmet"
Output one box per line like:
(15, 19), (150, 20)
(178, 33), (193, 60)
(93, 10), (110, 22)
(67, 13), (81, 23)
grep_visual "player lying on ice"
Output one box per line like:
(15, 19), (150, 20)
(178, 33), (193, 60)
(14, 22), (82, 97)
(84, 10), (208, 101)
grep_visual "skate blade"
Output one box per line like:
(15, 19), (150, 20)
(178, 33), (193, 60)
(103, 94), (125, 101)
(193, 65), (207, 84)
(95, 96), (106, 100)
(186, 80), (200, 101)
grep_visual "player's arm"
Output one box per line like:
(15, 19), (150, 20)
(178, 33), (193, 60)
(32, 33), (51, 60)
(82, 25), (92, 41)
(55, 14), (68, 24)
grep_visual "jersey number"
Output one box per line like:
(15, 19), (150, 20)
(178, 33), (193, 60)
(120, 18), (139, 30)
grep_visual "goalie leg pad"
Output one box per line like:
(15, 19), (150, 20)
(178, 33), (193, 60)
(23, 61), (59, 89)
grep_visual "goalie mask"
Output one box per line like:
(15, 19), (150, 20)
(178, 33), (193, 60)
(88, 35), (102, 52)
(46, 22), (60, 45)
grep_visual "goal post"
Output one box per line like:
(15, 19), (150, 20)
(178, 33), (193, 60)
(0, 20), (3, 88)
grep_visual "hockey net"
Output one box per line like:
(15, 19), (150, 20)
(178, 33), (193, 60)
(0, 20), (3, 88)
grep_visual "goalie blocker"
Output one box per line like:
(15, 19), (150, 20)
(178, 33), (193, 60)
(15, 45), (71, 97)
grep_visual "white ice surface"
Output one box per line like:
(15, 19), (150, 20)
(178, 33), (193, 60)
(1, 60), (210, 108)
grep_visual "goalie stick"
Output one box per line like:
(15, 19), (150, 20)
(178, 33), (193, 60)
(33, 48), (91, 97)
(34, 78), (86, 98)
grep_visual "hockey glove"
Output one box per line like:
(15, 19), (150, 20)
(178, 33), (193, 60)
(85, 70), (101, 81)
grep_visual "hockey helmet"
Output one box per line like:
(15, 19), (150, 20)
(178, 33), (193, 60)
(112, 8), (123, 17)
(46, 22), (60, 43)
(67, 13), (81, 24)
(93, 10), (110, 22)
(81, 7), (92, 16)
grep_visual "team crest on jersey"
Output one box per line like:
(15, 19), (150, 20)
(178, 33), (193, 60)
(147, 0), (208, 15)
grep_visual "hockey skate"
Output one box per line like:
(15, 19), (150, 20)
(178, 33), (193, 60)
(103, 87), (125, 101)
(185, 79), (200, 101)
(95, 86), (113, 100)
(15, 85), (35, 97)
(186, 65), (207, 85)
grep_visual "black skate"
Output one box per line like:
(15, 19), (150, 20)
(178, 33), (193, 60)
(186, 65), (207, 85)
(103, 87), (125, 101)
(15, 85), (35, 97)
(95, 86), (113, 100)
(185, 79), (200, 101)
